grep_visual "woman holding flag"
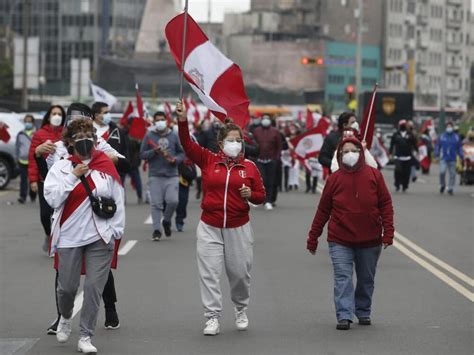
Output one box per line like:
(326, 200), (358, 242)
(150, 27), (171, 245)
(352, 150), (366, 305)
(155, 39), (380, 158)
(176, 100), (265, 336)
(44, 119), (124, 353)
(306, 134), (394, 330)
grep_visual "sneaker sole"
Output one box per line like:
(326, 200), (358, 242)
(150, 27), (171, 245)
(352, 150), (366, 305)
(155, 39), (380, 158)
(236, 325), (248, 331)
(47, 329), (57, 335)
(203, 327), (220, 336)
(105, 323), (120, 330)
(77, 347), (98, 353)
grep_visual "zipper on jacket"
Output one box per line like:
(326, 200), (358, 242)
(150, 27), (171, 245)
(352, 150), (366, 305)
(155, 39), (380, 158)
(223, 168), (231, 228)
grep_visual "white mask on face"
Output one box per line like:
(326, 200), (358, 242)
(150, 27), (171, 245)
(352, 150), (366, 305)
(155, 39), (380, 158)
(102, 112), (112, 125)
(342, 152), (360, 167)
(155, 120), (167, 131)
(261, 118), (271, 127)
(223, 141), (242, 157)
(351, 121), (359, 131)
(50, 114), (62, 127)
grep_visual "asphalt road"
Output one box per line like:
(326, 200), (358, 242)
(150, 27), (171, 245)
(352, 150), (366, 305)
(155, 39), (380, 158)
(0, 165), (472, 355)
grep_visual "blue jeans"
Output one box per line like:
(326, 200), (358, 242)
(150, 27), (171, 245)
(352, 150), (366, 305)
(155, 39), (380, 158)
(121, 167), (143, 199)
(328, 242), (382, 321)
(439, 160), (456, 192)
(175, 184), (190, 227)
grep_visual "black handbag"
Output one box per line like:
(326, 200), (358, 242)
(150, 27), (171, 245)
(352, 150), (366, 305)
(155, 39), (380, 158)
(76, 169), (117, 219)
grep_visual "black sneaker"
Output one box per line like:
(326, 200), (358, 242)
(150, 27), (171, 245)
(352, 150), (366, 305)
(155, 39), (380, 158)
(358, 317), (371, 325)
(17, 197), (25, 204)
(162, 220), (172, 237)
(440, 186), (445, 194)
(447, 189), (453, 196)
(105, 308), (120, 330)
(46, 316), (60, 335)
(152, 230), (161, 241)
(336, 319), (351, 330)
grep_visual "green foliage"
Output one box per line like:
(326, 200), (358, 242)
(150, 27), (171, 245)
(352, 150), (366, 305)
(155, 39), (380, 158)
(0, 60), (13, 97)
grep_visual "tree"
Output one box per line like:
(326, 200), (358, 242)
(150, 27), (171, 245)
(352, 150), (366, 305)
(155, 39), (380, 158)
(0, 60), (13, 97)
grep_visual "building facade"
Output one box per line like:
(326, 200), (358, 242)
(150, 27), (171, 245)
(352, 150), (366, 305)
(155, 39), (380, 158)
(383, 0), (471, 109)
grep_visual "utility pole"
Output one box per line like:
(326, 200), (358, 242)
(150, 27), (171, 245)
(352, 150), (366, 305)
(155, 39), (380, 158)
(21, 0), (30, 111)
(207, 0), (211, 23)
(355, 0), (363, 112)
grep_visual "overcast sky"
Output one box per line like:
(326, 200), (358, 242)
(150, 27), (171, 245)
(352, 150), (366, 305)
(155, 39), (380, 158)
(183, 0), (473, 22)
(182, 0), (250, 22)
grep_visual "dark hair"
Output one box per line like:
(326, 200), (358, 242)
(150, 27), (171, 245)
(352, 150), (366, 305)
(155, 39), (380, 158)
(337, 112), (355, 131)
(41, 105), (66, 127)
(153, 111), (166, 119)
(91, 102), (108, 117)
(62, 119), (95, 145)
(24, 114), (34, 122)
(217, 118), (242, 143)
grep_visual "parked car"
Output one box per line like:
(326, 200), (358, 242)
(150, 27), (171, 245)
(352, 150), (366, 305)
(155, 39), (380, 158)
(0, 113), (24, 189)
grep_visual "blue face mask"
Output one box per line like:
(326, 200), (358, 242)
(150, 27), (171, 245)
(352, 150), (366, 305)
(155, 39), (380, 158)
(25, 122), (34, 130)
(102, 113), (112, 125)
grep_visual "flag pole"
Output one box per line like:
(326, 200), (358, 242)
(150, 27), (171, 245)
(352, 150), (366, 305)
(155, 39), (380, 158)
(362, 83), (378, 142)
(179, 0), (189, 99)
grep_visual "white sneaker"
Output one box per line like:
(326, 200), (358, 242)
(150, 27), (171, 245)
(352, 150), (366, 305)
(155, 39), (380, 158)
(56, 316), (72, 343)
(235, 309), (249, 331)
(203, 318), (220, 336)
(77, 336), (98, 353)
(264, 202), (273, 210)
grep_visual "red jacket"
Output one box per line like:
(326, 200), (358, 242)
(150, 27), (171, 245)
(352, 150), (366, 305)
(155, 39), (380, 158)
(308, 137), (394, 249)
(253, 126), (282, 160)
(28, 124), (63, 183)
(178, 121), (265, 228)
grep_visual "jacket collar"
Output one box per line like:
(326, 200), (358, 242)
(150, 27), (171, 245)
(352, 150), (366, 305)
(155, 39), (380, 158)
(216, 150), (245, 168)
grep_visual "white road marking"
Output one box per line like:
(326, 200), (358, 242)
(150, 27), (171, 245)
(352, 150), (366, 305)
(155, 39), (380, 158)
(393, 241), (474, 302)
(118, 240), (138, 256)
(416, 178), (427, 184)
(395, 232), (474, 287)
(144, 215), (152, 224)
(72, 291), (84, 319)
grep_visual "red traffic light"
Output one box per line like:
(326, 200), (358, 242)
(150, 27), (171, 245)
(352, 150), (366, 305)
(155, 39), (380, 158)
(346, 85), (354, 94)
(316, 57), (324, 65)
(301, 57), (310, 65)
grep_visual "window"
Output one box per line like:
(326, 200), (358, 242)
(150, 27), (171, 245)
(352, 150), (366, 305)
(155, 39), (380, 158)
(362, 59), (377, 68)
(362, 78), (377, 86)
(328, 75), (345, 84)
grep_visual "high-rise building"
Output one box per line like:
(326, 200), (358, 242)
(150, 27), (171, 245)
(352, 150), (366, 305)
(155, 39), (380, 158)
(0, 0), (146, 95)
(383, 0), (471, 109)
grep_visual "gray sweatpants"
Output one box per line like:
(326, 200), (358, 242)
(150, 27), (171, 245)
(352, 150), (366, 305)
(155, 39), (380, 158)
(57, 239), (114, 337)
(149, 176), (179, 231)
(196, 221), (254, 319)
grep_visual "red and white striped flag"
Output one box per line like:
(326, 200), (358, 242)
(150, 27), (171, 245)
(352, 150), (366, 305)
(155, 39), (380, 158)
(164, 101), (173, 122)
(360, 84), (377, 149)
(165, 13), (250, 128)
(290, 118), (330, 160)
(418, 141), (430, 172)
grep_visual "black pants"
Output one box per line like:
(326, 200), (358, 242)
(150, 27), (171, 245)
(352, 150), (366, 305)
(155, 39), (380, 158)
(272, 160), (283, 202)
(38, 182), (52, 236)
(175, 184), (190, 226)
(257, 160), (277, 203)
(305, 171), (318, 193)
(283, 166), (290, 191)
(19, 163), (36, 201)
(394, 160), (411, 190)
(54, 269), (117, 318)
(195, 177), (202, 199)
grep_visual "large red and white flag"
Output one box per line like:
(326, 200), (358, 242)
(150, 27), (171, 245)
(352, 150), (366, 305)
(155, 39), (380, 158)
(418, 141), (431, 172)
(306, 109), (323, 130)
(290, 119), (330, 160)
(165, 13), (250, 128)
(370, 135), (390, 168)
(360, 84), (377, 149)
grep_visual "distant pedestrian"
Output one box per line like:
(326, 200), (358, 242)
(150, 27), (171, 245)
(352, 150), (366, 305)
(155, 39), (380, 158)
(305, 157), (322, 194)
(16, 114), (37, 204)
(176, 100), (265, 336)
(175, 157), (197, 232)
(140, 111), (184, 240)
(435, 122), (463, 195)
(389, 120), (418, 192)
(44, 119), (124, 353)
(253, 115), (282, 210)
(307, 136), (394, 330)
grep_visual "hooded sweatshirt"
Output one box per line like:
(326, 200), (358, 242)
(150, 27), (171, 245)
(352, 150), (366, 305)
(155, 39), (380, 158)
(308, 137), (394, 249)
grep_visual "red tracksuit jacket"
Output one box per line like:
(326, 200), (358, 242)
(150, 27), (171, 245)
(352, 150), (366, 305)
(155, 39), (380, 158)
(28, 124), (63, 183)
(178, 121), (266, 228)
(308, 137), (394, 249)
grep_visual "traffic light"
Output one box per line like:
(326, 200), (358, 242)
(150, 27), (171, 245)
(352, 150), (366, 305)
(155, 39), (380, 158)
(346, 85), (355, 109)
(346, 85), (354, 95)
(300, 56), (324, 66)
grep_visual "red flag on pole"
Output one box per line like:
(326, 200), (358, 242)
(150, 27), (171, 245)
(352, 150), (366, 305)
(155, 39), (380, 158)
(360, 84), (378, 149)
(306, 108), (313, 130)
(165, 13), (250, 128)
(119, 101), (134, 128)
(135, 83), (144, 119)
(290, 119), (330, 160)
(164, 101), (173, 122)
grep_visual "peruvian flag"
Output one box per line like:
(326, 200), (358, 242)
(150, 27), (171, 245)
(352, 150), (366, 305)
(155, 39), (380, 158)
(290, 119), (330, 160)
(370, 135), (390, 168)
(306, 109), (323, 130)
(165, 13), (250, 128)
(360, 84), (377, 149)
(418, 141), (431, 172)
(164, 101), (173, 122)
(119, 101), (134, 128)
(0, 122), (10, 143)
(135, 83), (145, 119)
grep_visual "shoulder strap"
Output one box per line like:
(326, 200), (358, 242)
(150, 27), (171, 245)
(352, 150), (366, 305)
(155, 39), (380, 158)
(72, 162), (94, 200)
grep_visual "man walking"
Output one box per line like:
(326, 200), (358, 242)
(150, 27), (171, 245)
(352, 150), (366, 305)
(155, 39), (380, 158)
(253, 115), (282, 210)
(140, 112), (184, 240)
(435, 121), (463, 195)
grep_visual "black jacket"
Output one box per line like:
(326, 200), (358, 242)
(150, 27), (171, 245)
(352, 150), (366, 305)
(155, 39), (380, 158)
(318, 131), (342, 169)
(105, 122), (130, 174)
(389, 131), (418, 158)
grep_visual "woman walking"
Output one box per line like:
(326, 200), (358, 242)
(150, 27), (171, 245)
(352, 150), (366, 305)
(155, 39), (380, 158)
(176, 101), (265, 335)
(16, 114), (37, 204)
(306, 135), (394, 330)
(44, 119), (124, 353)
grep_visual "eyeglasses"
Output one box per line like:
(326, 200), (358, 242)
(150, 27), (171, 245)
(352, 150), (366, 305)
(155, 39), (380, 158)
(224, 138), (243, 143)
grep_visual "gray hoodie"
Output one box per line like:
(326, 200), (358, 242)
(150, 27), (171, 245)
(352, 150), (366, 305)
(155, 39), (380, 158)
(15, 129), (34, 163)
(139, 128), (185, 177)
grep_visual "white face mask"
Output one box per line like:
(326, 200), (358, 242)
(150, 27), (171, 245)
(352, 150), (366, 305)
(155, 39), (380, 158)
(261, 118), (271, 127)
(350, 121), (359, 131)
(223, 141), (242, 158)
(155, 120), (167, 131)
(50, 114), (62, 127)
(342, 152), (360, 167)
